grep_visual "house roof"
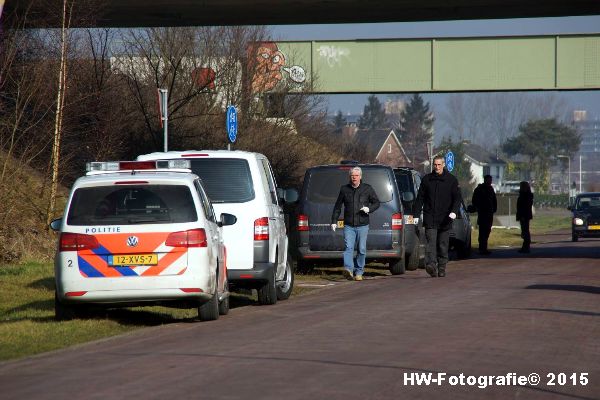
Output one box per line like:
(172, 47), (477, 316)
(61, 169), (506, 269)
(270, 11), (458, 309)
(463, 142), (506, 165)
(355, 129), (411, 163)
(355, 129), (392, 156)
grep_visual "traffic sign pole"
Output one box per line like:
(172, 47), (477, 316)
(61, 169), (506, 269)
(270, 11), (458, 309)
(226, 105), (238, 150)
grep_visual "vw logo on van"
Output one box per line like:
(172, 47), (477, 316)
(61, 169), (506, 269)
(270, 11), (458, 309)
(126, 236), (139, 247)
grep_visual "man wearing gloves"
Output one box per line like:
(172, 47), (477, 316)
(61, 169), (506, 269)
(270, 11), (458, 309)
(413, 155), (461, 278)
(331, 166), (380, 281)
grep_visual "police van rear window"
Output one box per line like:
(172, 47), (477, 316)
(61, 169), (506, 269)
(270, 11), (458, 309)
(306, 168), (393, 203)
(189, 158), (255, 203)
(67, 185), (197, 225)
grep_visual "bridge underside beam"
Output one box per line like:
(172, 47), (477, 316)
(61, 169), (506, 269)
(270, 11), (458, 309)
(267, 34), (600, 93)
(5, 0), (600, 27)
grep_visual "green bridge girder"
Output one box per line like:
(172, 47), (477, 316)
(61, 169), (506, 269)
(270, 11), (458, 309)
(265, 34), (600, 93)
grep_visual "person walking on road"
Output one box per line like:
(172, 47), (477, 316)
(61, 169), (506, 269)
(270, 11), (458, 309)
(471, 174), (497, 255)
(413, 156), (461, 278)
(516, 181), (534, 253)
(331, 166), (380, 281)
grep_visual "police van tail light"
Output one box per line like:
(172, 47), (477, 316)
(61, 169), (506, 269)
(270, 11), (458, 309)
(297, 214), (309, 231)
(254, 217), (269, 240)
(60, 233), (99, 251)
(166, 229), (207, 247)
(392, 213), (403, 230)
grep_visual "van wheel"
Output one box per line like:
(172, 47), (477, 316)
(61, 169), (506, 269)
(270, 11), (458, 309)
(389, 259), (406, 275)
(55, 291), (85, 321)
(257, 267), (277, 305)
(295, 259), (313, 275)
(456, 235), (472, 259)
(276, 259), (294, 300)
(405, 242), (420, 271)
(572, 234), (578, 242)
(218, 280), (230, 316)
(199, 291), (219, 321)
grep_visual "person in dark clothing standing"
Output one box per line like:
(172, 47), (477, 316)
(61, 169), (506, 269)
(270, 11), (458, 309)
(413, 156), (460, 278)
(471, 174), (497, 255)
(516, 181), (534, 253)
(331, 166), (380, 281)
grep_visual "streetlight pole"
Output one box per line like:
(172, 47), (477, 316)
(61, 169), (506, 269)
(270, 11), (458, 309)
(557, 155), (570, 194)
(579, 155), (583, 193)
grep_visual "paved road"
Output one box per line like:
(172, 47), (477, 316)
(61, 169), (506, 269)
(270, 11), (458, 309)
(1, 233), (599, 400)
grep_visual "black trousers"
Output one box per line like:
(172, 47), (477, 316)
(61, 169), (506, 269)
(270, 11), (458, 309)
(425, 227), (450, 268)
(520, 220), (531, 250)
(478, 223), (492, 251)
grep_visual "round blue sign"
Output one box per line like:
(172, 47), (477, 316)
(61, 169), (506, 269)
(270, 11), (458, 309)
(226, 105), (237, 143)
(445, 151), (455, 172)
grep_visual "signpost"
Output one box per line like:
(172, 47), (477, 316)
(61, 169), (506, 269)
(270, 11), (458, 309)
(445, 151), (455, 172)
(157, 88), (168, 152)
(226, 105), (237, 150)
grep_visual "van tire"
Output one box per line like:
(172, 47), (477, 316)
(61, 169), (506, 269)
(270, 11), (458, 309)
(456, 235), (472, 259)
(257, 267), (277, 305)
(199, 291), (219, 321)
(219, 280), (230, 316)
(295, 259), (313, 274)
(276, 259), (294, 300)
(389, 258), (406, 275)
(405, 242), (420, 271)
(54, 291), (86, 321)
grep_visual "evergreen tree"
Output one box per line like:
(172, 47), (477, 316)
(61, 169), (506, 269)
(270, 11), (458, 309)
(333, 110), (347, 134)
(398, 93), (434, 170)
(357, 94), (387, 131)
(502, 118), (580, 193)
(437, 138), (475, 200)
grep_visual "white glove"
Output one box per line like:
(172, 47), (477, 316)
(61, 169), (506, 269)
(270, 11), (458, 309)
(360, 206), (369, 214)
(331, 224), (337, 231)
(449, 212), (457, 219)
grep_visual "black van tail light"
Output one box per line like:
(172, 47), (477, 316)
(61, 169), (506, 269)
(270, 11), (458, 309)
(166, 229), (207, 247)
(60, 233), (99, 251)
(297, 214), (309, 231)
(392, 213), (403, 230)
(254, 217), (269, 240)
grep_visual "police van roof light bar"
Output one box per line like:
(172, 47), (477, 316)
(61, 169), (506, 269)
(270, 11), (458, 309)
(86, 160), (191, 173)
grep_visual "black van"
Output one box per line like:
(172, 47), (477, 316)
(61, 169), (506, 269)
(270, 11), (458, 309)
(393, 167), (426, 270)
(290, 163), (406, 275)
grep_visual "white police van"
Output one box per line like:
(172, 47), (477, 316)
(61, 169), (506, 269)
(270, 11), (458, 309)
(137, 151), (298, 305)
(51, 160), (236, 321)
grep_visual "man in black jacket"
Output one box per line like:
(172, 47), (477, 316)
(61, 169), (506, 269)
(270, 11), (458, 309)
(413, 156), (460, 277)
(471, 174), (497, 255)
(331, 166), (380, 281)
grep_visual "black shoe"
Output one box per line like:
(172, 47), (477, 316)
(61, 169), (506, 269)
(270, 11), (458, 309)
(479, 250), (492, 255)
(425, 264), (438, 278)
(438, 266), (446, 277)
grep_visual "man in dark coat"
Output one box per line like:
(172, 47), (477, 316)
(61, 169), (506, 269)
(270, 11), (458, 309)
(471, 174), (497, 255)
(516, 181), (534, 253)
(331, 166), (380, 281)
(413, 156), (461, 278)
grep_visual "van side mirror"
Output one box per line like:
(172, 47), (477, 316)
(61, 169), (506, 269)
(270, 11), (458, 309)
(279, 188), (299, 204)
(49, 218), (62, 232)
(401, 192), (414, 202)
(218, 213), (237, 227)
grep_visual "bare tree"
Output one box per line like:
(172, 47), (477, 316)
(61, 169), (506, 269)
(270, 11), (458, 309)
(440, 92), (571, 150)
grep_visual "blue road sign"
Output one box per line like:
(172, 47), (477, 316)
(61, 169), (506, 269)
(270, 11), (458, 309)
(226, 105), (237, 143)
(445, 151), (455, 172)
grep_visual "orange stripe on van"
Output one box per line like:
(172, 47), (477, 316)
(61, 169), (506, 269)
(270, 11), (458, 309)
(141, 249), (186, 276)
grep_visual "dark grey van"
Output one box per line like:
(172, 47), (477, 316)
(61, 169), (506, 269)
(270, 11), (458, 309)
(393, 167), (426, 270)
(291, 164), (406, 275)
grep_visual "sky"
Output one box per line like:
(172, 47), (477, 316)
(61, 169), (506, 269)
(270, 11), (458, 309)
(269, 15), (600, 120)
